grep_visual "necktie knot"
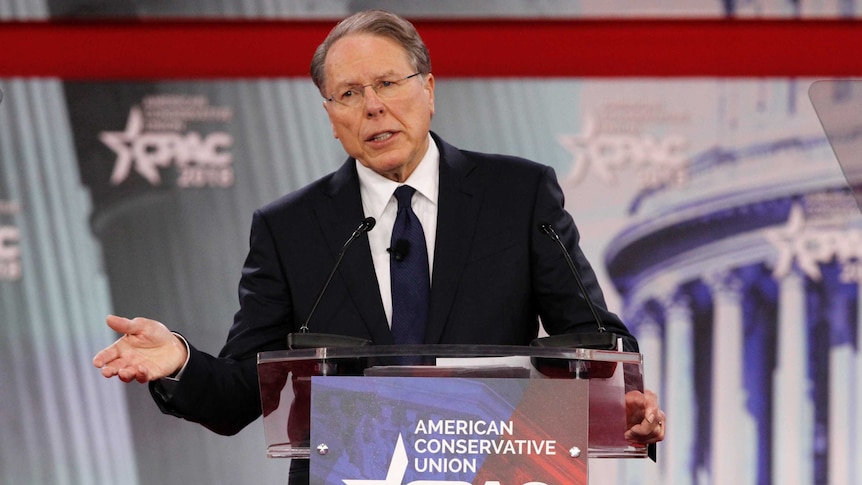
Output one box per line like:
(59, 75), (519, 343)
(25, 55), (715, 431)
(394, 185), (416, 209)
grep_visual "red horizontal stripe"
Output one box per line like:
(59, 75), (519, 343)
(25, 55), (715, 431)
(0, 19), (860, 79)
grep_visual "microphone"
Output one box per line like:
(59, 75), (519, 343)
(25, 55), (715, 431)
(531, 223), (619, 350)
(387, 239), (410, 262)
(286, 217), (376, 349)
(536, 223), (653, 460)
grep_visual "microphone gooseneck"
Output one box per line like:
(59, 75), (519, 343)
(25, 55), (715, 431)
(538, 223), (607, 334)
(298, 217), (376, 334)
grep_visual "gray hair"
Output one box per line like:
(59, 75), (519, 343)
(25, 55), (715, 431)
(310, 10), (432, 96)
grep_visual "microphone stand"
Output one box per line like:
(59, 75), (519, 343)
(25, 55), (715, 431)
(287, 217), (376, 349)
(531, 223), (619, 350)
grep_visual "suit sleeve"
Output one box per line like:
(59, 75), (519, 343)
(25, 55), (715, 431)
(530, 166), (639, 352)
(149, 209), (292, 435)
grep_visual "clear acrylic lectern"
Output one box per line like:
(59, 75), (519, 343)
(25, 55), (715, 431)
(258, 344), (648, 484)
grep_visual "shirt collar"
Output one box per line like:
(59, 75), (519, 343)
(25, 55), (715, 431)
(356, 133), (439, 219)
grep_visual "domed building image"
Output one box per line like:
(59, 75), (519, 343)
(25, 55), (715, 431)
(582, 79), (862, 484)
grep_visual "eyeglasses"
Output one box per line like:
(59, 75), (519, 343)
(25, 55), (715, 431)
(326, 72), (424, 108)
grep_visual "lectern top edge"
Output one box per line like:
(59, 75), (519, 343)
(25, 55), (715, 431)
(256, 343), (643, 364)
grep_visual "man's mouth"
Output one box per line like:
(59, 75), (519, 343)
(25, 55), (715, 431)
(368, 132), (394, 142)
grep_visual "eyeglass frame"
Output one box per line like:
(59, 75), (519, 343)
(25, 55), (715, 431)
(324, 72), (425, 108)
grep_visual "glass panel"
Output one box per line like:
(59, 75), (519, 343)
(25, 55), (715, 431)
(257, 344), (646, 461)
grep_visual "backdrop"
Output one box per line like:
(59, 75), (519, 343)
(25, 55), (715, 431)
(2, 2), (862, 484)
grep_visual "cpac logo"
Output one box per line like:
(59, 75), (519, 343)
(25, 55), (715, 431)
(0, 225), (21, 281)
(558, 116), (688, 189)
(342, 434), (547, 485)
(767, 204), (862, 282)
(99, 107), (234, 187)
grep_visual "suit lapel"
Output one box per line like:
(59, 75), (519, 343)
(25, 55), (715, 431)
(426, 135), (482, 343)
(315, 160), (392, 343)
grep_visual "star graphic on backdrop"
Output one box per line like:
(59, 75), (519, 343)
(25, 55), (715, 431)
(99, 107), (163, 185)
(765, 203), (818, 279)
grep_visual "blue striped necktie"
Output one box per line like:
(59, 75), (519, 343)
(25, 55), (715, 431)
(389, 185), (430, 348)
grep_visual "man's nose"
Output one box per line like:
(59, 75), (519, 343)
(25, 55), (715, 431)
(363, 86), (385, 117)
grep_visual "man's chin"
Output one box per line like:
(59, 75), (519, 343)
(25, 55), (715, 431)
(363, 155), (417, 181)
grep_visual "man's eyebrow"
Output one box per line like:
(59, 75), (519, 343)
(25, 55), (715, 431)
(333, 71), (401, 88)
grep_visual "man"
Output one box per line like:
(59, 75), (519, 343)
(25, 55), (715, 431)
(94, 8), (665, 477)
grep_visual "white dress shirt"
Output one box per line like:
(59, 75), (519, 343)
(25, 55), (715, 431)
(356, 134), (439, 327)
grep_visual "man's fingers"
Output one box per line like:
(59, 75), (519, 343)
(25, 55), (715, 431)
(118, 369), (135, 383)
(117, 365), (147, 383)
(97, 352), (132, 376)
(136, 366), (151, 383)
(99, 365), (117, 378)
(625, 412), (666, 443)
(623, 389), (666, 444)
(105, 314), (134, 334)
(92, 345), (117, 368)
(625, 391), (648, 425)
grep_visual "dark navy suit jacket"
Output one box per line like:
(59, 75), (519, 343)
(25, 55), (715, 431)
(151, 133), (636, 435)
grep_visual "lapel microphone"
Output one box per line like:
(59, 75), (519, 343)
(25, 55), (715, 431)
(532, 223), (619, 350)
(387, 239), (410, 262)
(287, 217), (376, 349)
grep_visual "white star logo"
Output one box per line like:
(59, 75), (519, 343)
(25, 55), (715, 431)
(99, 107), (171, 186)
(99, 107), (149, 185)
(766, 203), (808, 279)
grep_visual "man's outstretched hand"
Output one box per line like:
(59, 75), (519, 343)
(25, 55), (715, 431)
(93, 315), (188, 383)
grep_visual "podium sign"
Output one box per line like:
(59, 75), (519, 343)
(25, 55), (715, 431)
(258, 344), (648, 484)
(309, 376), (589, 485)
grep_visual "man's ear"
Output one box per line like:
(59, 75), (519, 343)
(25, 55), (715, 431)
(425, 73), (436, 116)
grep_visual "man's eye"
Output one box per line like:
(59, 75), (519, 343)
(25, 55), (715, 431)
(379, 81), (395, 89)
(338, 89), (359, 101)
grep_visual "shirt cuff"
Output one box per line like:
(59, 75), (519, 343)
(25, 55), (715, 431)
(163, 332), (191, 381)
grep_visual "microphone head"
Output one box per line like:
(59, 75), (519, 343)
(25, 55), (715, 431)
(538, 223), (554, 237)
(362, 216), (376, 232)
